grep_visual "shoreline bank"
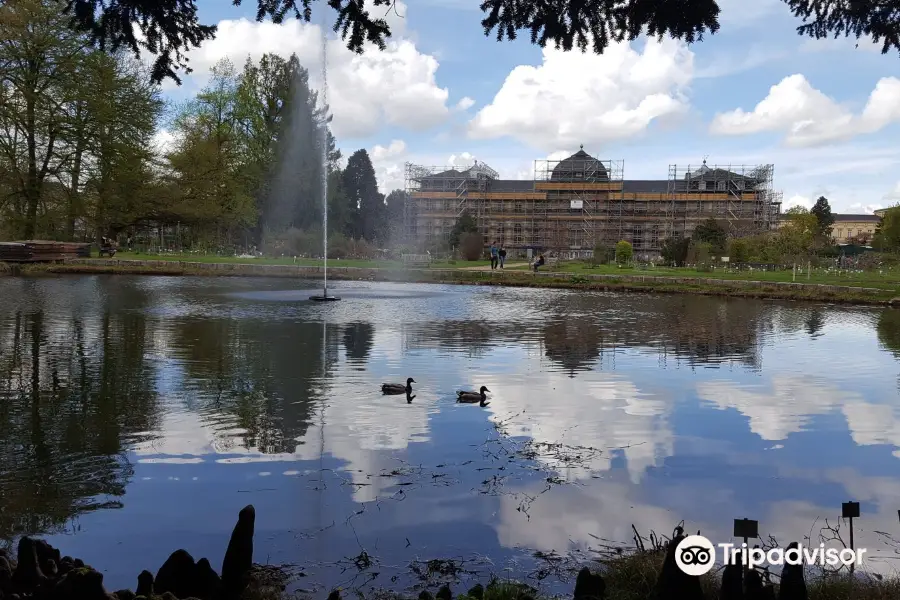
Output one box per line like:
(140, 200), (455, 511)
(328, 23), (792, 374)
(3, 258), (898, 306)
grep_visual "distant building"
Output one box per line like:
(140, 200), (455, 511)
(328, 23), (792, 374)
(778, 212), (881, 244)
(404, 149), (782, 258)
(832, 214), (880, 243)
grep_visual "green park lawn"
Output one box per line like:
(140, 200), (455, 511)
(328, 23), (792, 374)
(530, 261), (900, 289)
(93, 252), (900, 290)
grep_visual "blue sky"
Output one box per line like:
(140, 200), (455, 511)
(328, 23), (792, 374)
(156, 0), (900, 212)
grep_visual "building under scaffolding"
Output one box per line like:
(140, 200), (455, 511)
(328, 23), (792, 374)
(404, 147), (782, 258)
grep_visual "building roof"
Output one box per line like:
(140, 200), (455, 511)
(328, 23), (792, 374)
(550, 147), (609, 181)
(833, 214), (880, 222)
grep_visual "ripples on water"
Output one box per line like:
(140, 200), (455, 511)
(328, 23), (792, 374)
(0, 276), (899, 592)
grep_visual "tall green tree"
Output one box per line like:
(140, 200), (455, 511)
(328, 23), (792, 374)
(874, 206), (900, 253)
(383, 189), (408, 247)
(810, 195), (835, 239)
(342, 149), (382, 241)
(166, 59), (256, 246)
(64, 0), (900, 86)
(80, 52), (164, 239)
(0, 0), (87, 239)
(692, 218), (728, 253)
(450, 211), (478, 248)
(258, 54), (338, 234)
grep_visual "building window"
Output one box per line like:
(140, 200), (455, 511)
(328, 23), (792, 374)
(716, 180), (726, 191)
(837, 228), (842, 238)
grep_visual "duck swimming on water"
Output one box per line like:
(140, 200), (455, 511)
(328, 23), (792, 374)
(457, 386), (490, 406)
(382, 378), (415, 395)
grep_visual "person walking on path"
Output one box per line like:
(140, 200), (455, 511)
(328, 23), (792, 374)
(498, 246), (507, 269)
(489, 241), (498, 270)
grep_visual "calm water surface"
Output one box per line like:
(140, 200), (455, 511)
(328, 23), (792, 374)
(2, 276), (900, 592)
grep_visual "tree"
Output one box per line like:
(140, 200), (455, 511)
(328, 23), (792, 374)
(383, 189), (407, 247)
(660, 236), (690, 265)
(873, 206), (900, 252)
(810, 195), (835, 239)
(165, 59), (257, 245)
(459, 231), (483, 260)
(63, 0), (900, 87)
(450, 211), (478, 248)
(80, 52), (164, 240)
(342, 149), (382, 242)
(774, 206), (818, 261)
(615, 240), (632, 264)
(259, 54), (336, 234)
(726, 238), (750, 263)
(0, 0), (88, 238)
(692, 218), (727, 253)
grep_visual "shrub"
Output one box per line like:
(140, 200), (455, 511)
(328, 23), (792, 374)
(615, 240), (633, 264)
(459, 232), (483, 261)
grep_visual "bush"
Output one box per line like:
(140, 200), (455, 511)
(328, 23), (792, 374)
(615, 240), (633, 264)
(459, 232), (483, 261)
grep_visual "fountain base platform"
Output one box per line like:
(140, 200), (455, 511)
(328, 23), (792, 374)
(310, 295), (341, 301)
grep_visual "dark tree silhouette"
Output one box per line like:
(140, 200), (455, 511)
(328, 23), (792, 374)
(64, 0), (900, 85)
(811, 196), (835, 238)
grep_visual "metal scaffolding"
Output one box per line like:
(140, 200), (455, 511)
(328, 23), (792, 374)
(665, 162), (778, 244)
(533, 150), (625, 256)
(403, 153), (781, 258)
(403, 161), (500, 249)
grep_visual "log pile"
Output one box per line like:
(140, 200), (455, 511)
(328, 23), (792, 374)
(0, 241), (91, 263)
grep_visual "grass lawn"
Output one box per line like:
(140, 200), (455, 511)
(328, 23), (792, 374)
(89, 253), (900, 290)
(540, 261), (900, 290)
(99, 252), (492, 270)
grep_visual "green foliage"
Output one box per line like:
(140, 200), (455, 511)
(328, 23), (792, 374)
(726, 238), (751, 263)
(686, 240), (713, 264)
(873, 206), (900, 252)
(459, 232), (483, 261)
(591, 242), (614, 265)
(67, 0), (900, 89)
(660, 236), (690, 265)
(450, 211), (479, 248)
(692, 218), (728, 253)
(342, 149), (383, 242)
(615, 240), (633, 264)
(811, 196), (835, 237)
(382, 189), (408, 247)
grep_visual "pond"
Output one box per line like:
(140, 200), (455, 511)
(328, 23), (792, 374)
(1, 276), (899, 593)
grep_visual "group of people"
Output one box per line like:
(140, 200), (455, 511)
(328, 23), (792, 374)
(488, 242), (545, 272)
(488, 242), (507, 269)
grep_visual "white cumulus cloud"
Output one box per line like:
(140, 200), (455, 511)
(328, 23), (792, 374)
(710, 74), (900, 147)
(454, 96), (475, 111)
(162, 1), (450, 139)
(467, 38), (694, 151)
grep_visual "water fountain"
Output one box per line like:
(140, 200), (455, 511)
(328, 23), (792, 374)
(310, 24), (340, 302)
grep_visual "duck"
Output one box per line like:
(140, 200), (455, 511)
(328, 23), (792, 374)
(457, 386), (490, 406)
(382, 377), (415, 395)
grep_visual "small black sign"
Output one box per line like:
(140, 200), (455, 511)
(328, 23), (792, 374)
(842, 502), (860, 519)
(733, 518), (759, 539)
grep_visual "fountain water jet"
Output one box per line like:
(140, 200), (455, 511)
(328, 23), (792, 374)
(311, 22), (340, 302)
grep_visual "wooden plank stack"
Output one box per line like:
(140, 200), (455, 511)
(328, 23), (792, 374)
(0, 240), (92, 263)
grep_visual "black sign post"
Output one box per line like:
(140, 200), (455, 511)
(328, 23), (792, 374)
(842, 501), (860, 574)
(734, 518), (759, 578)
